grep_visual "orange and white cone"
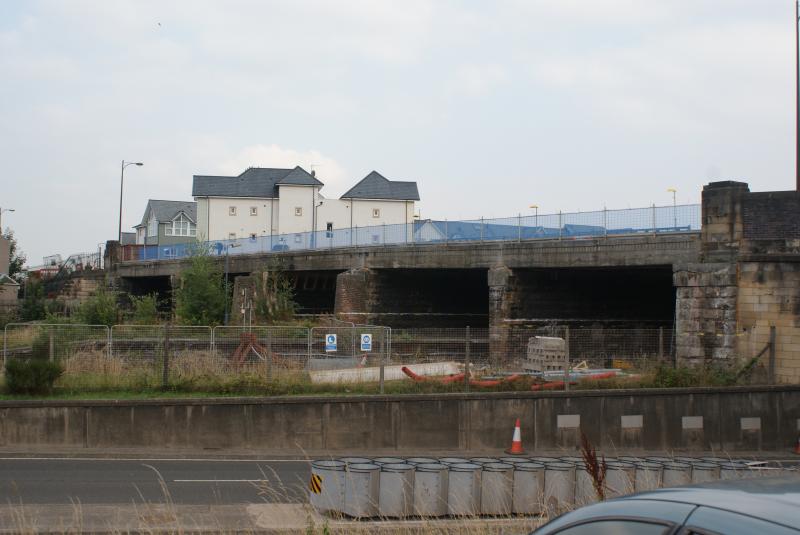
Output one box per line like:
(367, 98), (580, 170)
(794, 436), (800, 455)
(505, 418), (526, 455)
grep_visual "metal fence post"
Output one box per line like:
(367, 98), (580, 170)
(445, 219), (448, 245)
(517, 214), (521, 242)
(651, 204), (657, 235)
(658, 327), (664, 360)
(564, 326), (570, 391)
(379, 330), (385, 395)
(49, 329), (54, 362)
(266, 329), (273, 381)
(558, 211), (562, 240)
(162, 324), (171, 389)
(768, 326), (776, 384)
(480, 217), (484, 242)
(464, 326), (471, 393)
(603, 207), (608, 239)
(382, 223), (386, 246)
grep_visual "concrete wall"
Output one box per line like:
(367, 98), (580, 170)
(1, 387), (798, 453)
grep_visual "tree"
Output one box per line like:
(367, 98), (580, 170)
(130, 293), (160, 324)
(2, 229), (25, 283)
(174, 250), (225, 325)
(19, 279), (46, 321)
(75, 285), (119, 326)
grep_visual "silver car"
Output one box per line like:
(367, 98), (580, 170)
(531, 475), (800, 535)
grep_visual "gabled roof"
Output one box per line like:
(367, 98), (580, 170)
(120, 232), (136, 246)
(192, 166), (321, 198)
(277, 166), (324, 187)
(137, 200), (197, 227)
(340, 171), (420, 201)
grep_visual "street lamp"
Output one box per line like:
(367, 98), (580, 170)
(118, 161), (144, 242)
(0, 207), (14, 231)
(667, 188), (677, 230)
(529, 204), (539, 227)
(223, 242), (241, 325)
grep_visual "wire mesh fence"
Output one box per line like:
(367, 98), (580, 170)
(109, 325), (213, 387)
(6, 322), (761, 392)
(123, 203), (702, 262)
(3, 323), (110, 365)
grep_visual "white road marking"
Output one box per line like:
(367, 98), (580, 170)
(0, 457), (310, 462)
(172, 479), (266, 483)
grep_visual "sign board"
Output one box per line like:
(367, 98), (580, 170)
(360, 333), (373, 352)
(325, 334), (337, 353)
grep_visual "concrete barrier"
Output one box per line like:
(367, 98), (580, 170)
(0, 385), (798, 452)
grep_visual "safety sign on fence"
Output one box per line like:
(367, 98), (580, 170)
(360, 333), (372, 352)
(325, 334), (337, 352)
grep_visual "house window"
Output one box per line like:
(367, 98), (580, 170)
(166, 213), (195, 236)
(326, 222), (333, 238)
(147, 216), (158, 237)
(372, 208), (381, 218)
(228, 232), (236, 240)
(229, 206), (237, 216)
(249, 233), (257, 240)
(294, 207), (303, 217)
(250, 207), (257, 216)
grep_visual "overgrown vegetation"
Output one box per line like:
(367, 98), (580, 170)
(253, 268), (297, 323)
(129, 293), (160, 324)
(174, 249), (225, 325)
(4, 358), (63, 395)
(74, 285), (119, 325)
(19, 279), (46, 321)
(2, 228), (26, 283)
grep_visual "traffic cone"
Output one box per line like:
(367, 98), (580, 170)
(505, 418), (526, 455)
(794, 436), (800, 455)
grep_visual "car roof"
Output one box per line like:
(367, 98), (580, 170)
(623, 475), (800, 530)
(533, 475), (800, 534)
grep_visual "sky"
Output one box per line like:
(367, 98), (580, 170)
(0, 0), (797, 265)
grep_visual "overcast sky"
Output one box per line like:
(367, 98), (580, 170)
(1, 0), (796, 265)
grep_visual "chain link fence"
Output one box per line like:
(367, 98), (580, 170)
(3, 323), (110, 365)
(212, 326), (310, 378)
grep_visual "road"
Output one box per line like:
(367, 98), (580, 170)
(0, 457), (311, 505)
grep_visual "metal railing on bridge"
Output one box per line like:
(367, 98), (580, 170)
(125, 203), (701, 262)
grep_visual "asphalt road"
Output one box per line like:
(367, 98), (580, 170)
(0, 457), (311, 505)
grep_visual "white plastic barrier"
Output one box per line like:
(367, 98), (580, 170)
(635, 461), (663, 492)
(605, 461), (635, 498)
(690, 461), (720, 483)
(480, 462), (514, 515)
(344, 462), (380, 518)
(512, 462), (545, 515)
(543, 462), (575, 514)
(309, 460), (347, 514)
(662, 462), (692, 487)
(413, 463), (449, 517)
(447, 462), (482, 516)
(378, 463), (415, 518)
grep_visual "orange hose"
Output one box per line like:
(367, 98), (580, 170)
(469, 374), (522, 387)
(531, 371), (617, 391)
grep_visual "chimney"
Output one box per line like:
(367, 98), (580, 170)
(311, 170), (316, 177)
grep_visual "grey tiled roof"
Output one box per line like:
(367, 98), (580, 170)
(138, 200), (197, 226)
(192, 166), (321, 198)
(278, 166), (324, 186)
(120, 232), (137, 246)
(340, 171), (419, 201)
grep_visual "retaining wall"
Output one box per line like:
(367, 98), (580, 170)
(1, 386), (798, 453)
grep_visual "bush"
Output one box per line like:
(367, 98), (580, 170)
(19, 280), (46, 321)
(175, 251), (225, 325)
(253, 269), (297, 324)
(5, 358), (64, 395)
(130, 293), (160, 324)
(75, 286), (119, 326)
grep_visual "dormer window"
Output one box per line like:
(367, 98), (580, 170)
(165, 213), (196, 236)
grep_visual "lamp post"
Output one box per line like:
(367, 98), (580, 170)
(223, 242), (241, 325)
(0, 207), (14, 231)
(118, 161), (143, 242)
(529, 204), (538, 227)
(312, 200), (323, 249)
(667, 188), (677, 230)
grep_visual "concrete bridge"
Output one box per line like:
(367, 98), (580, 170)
(108, 181), (800, 379)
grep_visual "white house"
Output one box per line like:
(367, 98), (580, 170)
(134, 200), (198, 246)
(192, 166), (419, 243)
